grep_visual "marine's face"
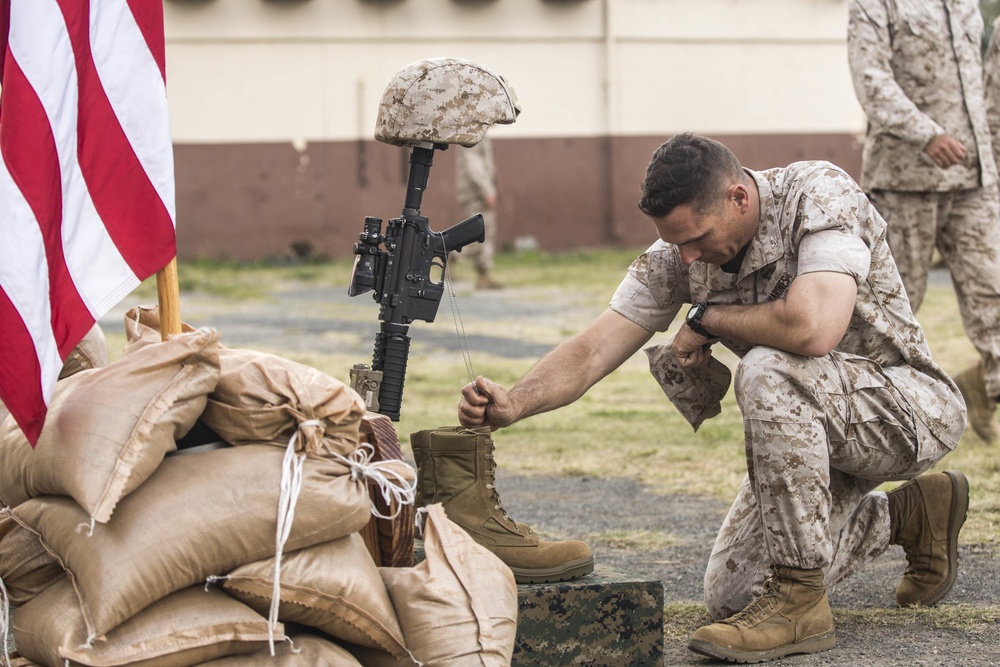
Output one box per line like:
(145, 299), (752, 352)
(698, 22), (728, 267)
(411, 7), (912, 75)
(653, 200), (745, 267)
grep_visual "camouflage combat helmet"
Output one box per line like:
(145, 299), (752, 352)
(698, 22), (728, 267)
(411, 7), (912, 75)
(374, 57), (520, 148)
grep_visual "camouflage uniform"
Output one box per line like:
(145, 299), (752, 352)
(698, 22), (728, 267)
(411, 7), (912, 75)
(848, 0), (1000, 401)
(986, 17), (1000, 176)
(455, 136), (498, 275)
(610, 162), (966, 619)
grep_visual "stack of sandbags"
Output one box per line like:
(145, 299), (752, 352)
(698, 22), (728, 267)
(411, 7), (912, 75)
(0, 309), (518, 667)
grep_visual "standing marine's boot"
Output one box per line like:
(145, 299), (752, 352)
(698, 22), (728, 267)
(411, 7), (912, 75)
(954, 363), (998, 444)
(888, 470), (969, 607)
(475, 270), (504, 290)
(688, 565), (835, 663)
(417, 426), (594, 584)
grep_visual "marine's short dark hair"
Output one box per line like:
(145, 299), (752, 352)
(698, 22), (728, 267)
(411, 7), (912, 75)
(638, 133), (744, 219)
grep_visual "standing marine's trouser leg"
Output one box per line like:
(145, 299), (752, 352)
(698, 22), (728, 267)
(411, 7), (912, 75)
(936, 186), (1000, 401)
(703, 347), (953, 620)
(476, 208), (496, 274)
(459, 204), (496, 275)
(870, 189), (942, 312)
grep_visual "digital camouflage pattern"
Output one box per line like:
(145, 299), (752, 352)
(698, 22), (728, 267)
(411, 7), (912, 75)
(456, 136), (498, 209)
(866, 187), (1000, 314)
(611, 161), (966, 615)
(613, 161), (964, 447)
(704, 349), (943, 619)
(514, 564), (664, 666)
(644, 340), (730, 431)
(456, 137), (498, 274)
(374, 57), (520, 148)
(848, 0), (997, 192)
(985, 16), (1000, 169)
(411, 549), (664, 665)
(848, 0), (1000, 401)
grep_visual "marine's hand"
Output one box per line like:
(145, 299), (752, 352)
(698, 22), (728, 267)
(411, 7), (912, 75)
(674, 325), (716, 369)
(925, 134), (966, 169)
(458, 375), (515, 429)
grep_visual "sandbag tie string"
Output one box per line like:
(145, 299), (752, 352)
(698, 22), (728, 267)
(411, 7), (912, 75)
(269, 426), (307, 655)
(0, 576), (10, 667)
(414, 506), (428, 538)
(75, 517), (96, 537)
(330, 442), (416, 520)
(129, 308), (141, 338)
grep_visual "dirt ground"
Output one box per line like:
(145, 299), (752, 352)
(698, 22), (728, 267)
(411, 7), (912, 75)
(499, 471), (1000, 666)
(83, 268), (1000, 667)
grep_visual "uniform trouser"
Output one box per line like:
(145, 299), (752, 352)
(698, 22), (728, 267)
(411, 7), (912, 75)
(703, 347), (957, 620)
(455, 204), (496, 274)
(870, 186), (1000, 400)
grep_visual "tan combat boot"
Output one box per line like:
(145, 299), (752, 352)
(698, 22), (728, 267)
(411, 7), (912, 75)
(419, 426), (594, 584)
(888, 470), (969, 607)
(954, 363), (998, 444)
(688, 566), (835, 663)
(475, 271), (504, 290)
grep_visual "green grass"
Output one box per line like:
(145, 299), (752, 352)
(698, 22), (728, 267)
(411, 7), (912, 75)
(586, 529), (681, 551)
(132, 257), (355, 302)
(834, 604), (1000, 631)
(136, 247), (998, 547)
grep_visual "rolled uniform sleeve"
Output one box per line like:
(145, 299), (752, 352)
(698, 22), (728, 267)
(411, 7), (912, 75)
(609, 240), (687, 332)
(611, 241), (724, 431)
(798, 230), (872, 283)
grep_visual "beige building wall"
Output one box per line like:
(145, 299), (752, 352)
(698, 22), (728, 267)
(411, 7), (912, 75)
(162, 0), (866, 260)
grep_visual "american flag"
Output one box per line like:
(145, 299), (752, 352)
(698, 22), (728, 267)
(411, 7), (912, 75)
(0, 0), (176, 444)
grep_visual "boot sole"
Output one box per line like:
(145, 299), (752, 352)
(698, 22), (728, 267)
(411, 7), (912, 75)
(904, 470), (970, 608)
(688, 630), (836, 664)
(509, 554), (595, 585)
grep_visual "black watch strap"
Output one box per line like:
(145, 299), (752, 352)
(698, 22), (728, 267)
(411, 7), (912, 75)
(686, 301), (716, 339)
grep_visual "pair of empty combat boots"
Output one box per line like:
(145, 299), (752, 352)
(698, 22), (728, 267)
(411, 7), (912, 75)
(409, 426), (594, 584)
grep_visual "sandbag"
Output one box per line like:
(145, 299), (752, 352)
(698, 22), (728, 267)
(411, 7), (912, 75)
(0, 323), (106, 429)
(13, 578), (278, 667)
(58, 324), (109, 380)
(378, 504), (518, 667)
(196, 632), (362, 666)
(123, 305), (366, 458)
(0, 328), (221, 523)
(0, 513), (63, 605)
(219, 533), (408, 660)
(9, 444), (371, 640)
(8, 658), (41, 666)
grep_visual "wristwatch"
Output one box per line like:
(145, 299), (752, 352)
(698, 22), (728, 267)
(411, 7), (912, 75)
(685, 302), (716, 339)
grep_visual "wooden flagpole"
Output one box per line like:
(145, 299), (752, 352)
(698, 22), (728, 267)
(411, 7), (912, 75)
(156, 257), (182, 340)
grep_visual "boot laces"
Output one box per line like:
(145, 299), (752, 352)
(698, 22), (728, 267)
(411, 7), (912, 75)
(725, 574), (782, 628)
(900, 537), (931, 575)
(484, 451), (525, 532)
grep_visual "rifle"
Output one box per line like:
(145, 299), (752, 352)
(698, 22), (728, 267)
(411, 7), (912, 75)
(348, 144), (485, 420)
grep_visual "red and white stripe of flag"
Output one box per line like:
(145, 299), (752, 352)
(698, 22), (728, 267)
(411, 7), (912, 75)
(0, 0), (177, 444)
